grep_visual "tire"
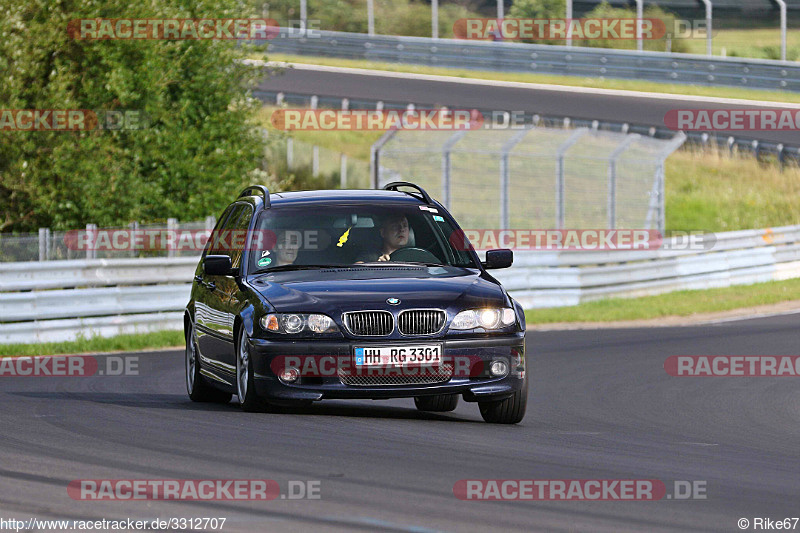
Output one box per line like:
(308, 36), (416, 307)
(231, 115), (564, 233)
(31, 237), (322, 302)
(478, 380), (528, 424)
(414, 394), (459, 412)
(186, 321), (231, 404)
(236, 328), (269, 412)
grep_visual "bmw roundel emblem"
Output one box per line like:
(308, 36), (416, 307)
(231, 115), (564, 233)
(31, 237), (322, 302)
(387, 297), (401, 305)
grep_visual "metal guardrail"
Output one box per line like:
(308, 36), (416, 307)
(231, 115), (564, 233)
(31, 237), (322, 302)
(2, 225), (800, 343)
(490, 224), (800, 308)
(0, 257), (196, 344)
(265, 29), (800, 92)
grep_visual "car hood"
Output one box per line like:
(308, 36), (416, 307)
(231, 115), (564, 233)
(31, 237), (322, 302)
(249, 266), (506, 315)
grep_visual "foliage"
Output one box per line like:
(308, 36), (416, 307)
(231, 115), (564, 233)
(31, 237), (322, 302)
(0, 0), (273, 232)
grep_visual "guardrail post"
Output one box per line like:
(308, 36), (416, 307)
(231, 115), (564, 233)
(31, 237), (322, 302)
(777, 0), (787, 61)
(607, 135), (639, 229)
(497, 0), (504, 18)
(370, 129), (397, 188)
(554, 128), (588, 229)
(635, 0), (643, 52)
(500, 128), (533, 230)
(287, 137), (293, 168)
(167, 218), (178, 258)
(340, 153), (348, 188)
(442, 131), (467, 210)
(312, 145), (320, 177)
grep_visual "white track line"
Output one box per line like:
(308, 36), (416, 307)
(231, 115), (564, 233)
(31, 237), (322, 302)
(255, 60), (800, 109)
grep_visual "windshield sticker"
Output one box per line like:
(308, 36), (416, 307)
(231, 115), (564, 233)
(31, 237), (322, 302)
(261, 250), (270, 257)
(433, 215), (444, 222)
(419, 206), (438, 213)
(257, 256), (272, 267)
(336, 226), (351, 248)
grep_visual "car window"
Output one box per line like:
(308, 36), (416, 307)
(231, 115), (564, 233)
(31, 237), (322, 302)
(208, 204), (245, 257)
(228, 204), (254, 269)
(250, 203), (477, 271)
(201, 205), (234, 259)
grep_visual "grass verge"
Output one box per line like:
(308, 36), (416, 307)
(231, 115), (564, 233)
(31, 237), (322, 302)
(0, 330), (184, 357)
(524, 278), (800, 324)
(266, 53), (800, 104)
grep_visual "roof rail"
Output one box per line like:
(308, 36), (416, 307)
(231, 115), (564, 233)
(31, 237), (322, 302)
(238, 186), (271, 208)
(382, 181), (434, 205)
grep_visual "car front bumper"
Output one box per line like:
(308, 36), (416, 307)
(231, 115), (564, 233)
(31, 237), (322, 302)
(248, 333), (526, 402)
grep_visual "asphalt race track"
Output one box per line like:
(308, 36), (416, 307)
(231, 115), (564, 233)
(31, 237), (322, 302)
(256, 65), (800, 147)
(1, 314), (799, 532)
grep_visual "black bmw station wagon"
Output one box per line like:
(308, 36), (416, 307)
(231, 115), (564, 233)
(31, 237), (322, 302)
(185, 182), (527, 423)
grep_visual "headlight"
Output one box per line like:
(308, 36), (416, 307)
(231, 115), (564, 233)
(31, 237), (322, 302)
(261, 313), (339, 334)
(450, 308), (517, 330)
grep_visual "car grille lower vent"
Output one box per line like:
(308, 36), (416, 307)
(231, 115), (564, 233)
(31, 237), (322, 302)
(398, 310), (445, 335)
(344, 311), (394, 336)
(339, 364), (454, 386)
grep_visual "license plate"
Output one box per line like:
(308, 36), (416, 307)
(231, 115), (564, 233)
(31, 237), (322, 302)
(354, 345), (442, 367)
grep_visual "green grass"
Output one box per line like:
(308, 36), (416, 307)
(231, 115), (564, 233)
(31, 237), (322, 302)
(266, 53), (800, 104)
(525, 278), (800, 324)
(0, 330), (184, 357)
(665, 146), (800, 231)
(682, 28), (800, 60)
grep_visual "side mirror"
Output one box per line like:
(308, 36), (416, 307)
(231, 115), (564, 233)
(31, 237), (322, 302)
(482, 249), (513, 269)
(203, 255), (233, 276)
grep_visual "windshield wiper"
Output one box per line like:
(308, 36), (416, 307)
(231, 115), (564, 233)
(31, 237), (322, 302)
(252, 264), (341, 274)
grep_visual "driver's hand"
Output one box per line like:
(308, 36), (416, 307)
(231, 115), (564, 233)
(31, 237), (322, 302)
(378, 253), (391, 262)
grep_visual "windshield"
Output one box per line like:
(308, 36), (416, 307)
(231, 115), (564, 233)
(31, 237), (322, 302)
(249, 203), (478, 272)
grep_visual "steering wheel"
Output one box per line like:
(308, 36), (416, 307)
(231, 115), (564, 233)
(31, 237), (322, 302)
(389, 247), (441, 264)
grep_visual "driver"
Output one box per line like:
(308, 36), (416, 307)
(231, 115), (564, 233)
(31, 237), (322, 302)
(357, 214), (409, 262)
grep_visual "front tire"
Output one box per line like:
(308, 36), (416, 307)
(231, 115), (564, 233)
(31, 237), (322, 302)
(414, 394), (459, 412)
(186, 321), (231, 404)
(478, 380), (528, 424)
(236, 328), (269, 412)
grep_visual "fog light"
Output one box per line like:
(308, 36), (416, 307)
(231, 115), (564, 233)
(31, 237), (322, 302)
(279, 368), (300, 383)
(490, 360), (509, 377)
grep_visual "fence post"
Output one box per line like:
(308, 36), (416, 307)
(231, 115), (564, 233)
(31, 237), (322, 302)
(129, 221), (139, 257)
(442, 131), (467, 211)
(340, 153), (348, 188)
(167, 218), (178, 258)
(499, 128), (533, 230)
(38, 228), (48, 261)
(554, 128), (589, 229)
(86, 223), (97, 260)
(607, 134), (639, 229)
(370, 130), (397, 188)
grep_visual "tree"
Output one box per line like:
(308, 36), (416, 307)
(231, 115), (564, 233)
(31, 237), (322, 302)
(0, 0), (272, 232)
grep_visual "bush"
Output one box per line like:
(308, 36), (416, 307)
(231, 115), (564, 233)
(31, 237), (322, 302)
(577, 2), (689, 53)
(0, 0), (273, 232)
